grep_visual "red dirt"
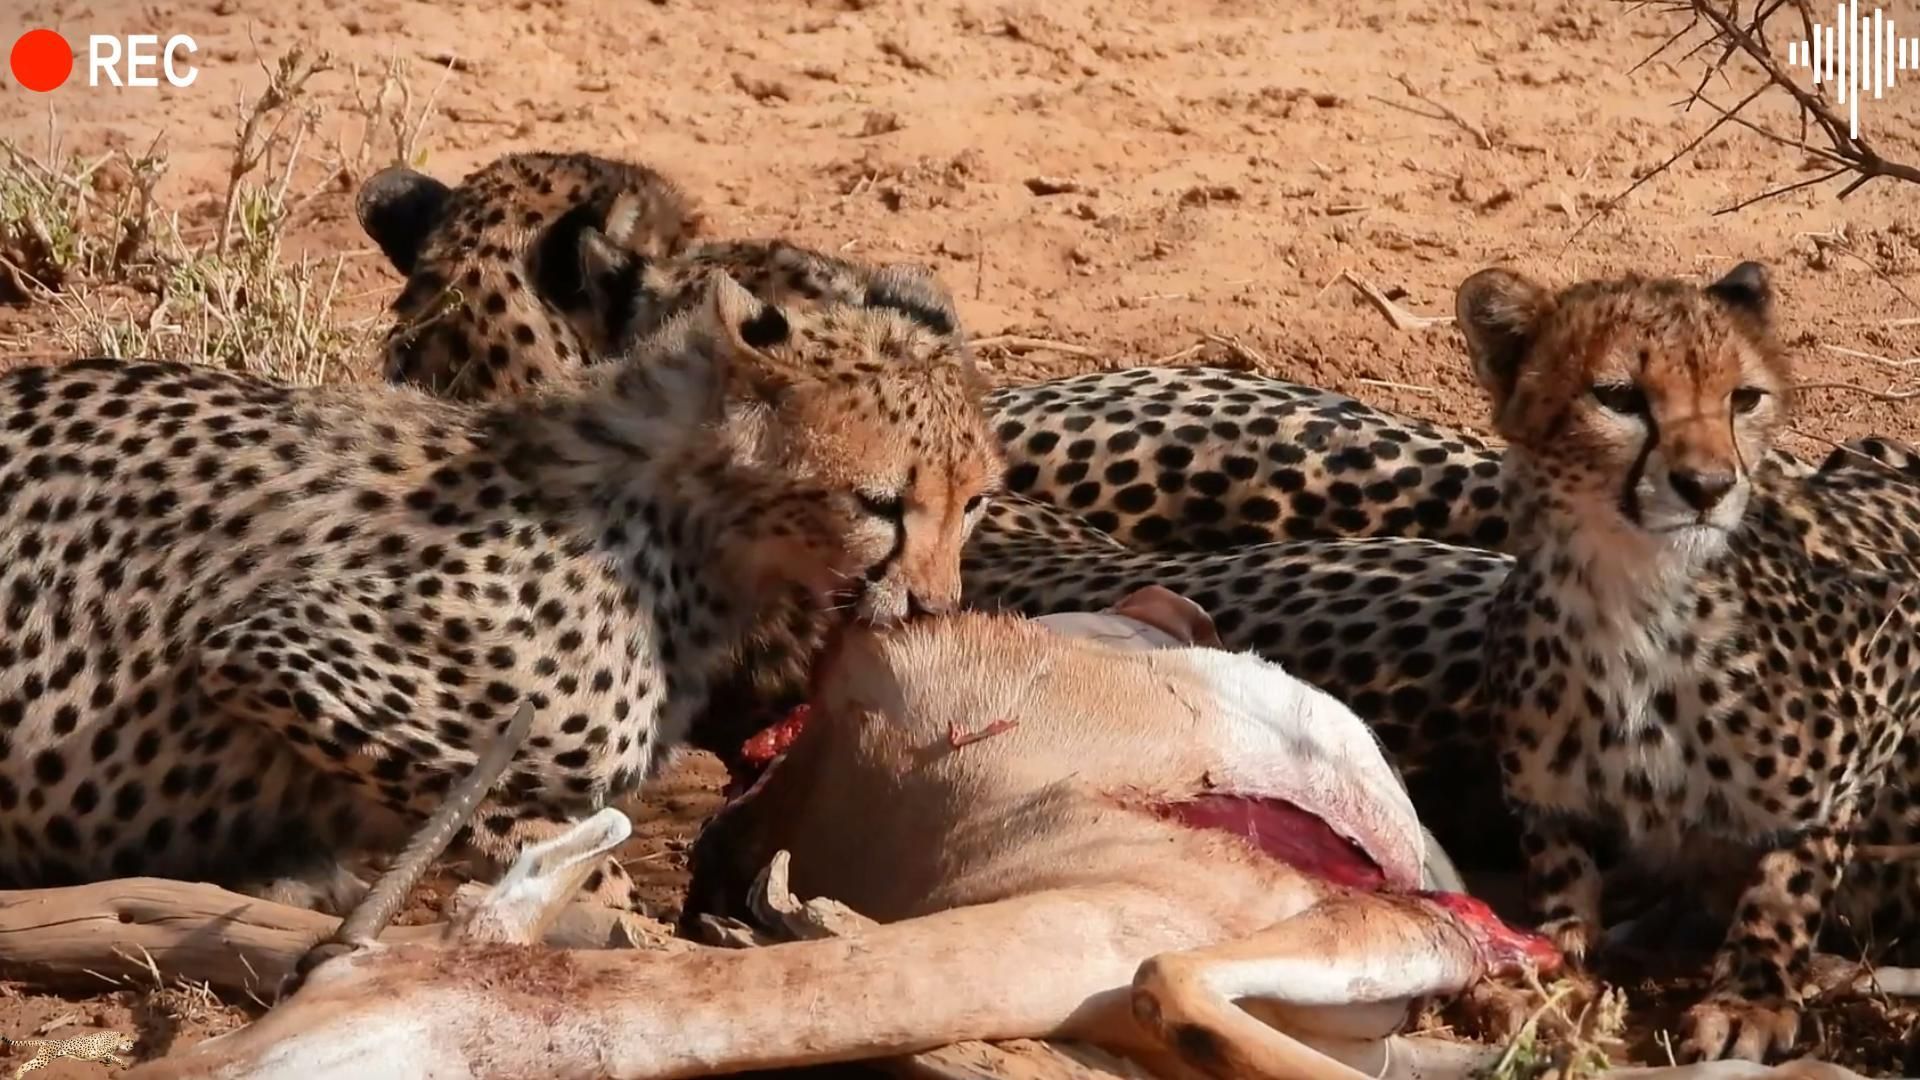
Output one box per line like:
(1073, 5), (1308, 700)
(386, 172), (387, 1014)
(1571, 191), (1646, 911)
(1, 0), (1917, 1073)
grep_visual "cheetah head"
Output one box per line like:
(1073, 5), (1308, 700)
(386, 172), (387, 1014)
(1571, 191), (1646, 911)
(692, 268), (1001, 625)
(357, 151), (703, 400)
(1456, 261), (1789, 562)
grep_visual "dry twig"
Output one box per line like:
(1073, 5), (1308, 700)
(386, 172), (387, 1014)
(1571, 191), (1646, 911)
(1821, 344), (1920, 370)
(969, 334), (1101, 358)
(1371, 74), (1493, 150)
(216, 44), (331, 254)
(1335, 270), (1456, 332)
(1793, 381), (1920, 402)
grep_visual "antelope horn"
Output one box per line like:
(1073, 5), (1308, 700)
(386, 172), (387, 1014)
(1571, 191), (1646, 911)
(297, 700), (537, 971)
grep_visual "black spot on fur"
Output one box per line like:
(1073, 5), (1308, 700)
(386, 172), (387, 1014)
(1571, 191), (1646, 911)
(738, 305), (791, 349)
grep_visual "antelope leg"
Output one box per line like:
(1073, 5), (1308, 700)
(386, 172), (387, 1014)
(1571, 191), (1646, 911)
(127, 883), (1199, 1080)
(1130, 891), (1516, 1080)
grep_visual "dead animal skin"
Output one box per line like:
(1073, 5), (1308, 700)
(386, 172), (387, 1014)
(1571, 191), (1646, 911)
(129, 598), (1871, 1080)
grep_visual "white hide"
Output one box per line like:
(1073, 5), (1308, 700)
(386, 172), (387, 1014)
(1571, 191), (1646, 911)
(1035, 608), (1427, 891)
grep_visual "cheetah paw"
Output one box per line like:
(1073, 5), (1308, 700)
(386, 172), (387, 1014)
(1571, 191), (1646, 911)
(1681, 993), (1800, 1062)
(1536, 916), (1596, 966)
(242, 866), (371, 916)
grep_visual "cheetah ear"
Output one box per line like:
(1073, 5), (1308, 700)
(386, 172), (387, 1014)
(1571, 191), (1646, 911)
(357, 166), (453, 276)
(1705, 261), (1772, 322)
(568, 223), (647, 348)
(864, 262), (960, 338)
(627, 282), (736, 428)
(600, 186), (706, 258)
(698, 270), (796, 402)
(1456, 267), (1552, 407)
(571, 191), (664, 290)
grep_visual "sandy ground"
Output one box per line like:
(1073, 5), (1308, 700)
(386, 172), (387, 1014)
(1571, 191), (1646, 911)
(1, 0), (1918, 1073)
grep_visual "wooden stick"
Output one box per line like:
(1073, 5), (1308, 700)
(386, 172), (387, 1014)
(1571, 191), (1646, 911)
(0, 878), (664, 997)
(969, 335), (1102, 359)
(1338, 271), (1455, 332)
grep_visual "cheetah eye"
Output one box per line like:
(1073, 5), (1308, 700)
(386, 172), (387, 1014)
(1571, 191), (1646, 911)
(856, 491), (905, 519)
(1589, 382), (1648, 416)
(1730, 387), (1767, 415)
(963, 494), (987, 515)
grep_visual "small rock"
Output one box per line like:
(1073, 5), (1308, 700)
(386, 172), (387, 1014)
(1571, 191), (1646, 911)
(1180, 184), (1243, 206)
(731, 71), (791, 103)
(1024, 176), (1086, 196)
(859, 110), (902, 137)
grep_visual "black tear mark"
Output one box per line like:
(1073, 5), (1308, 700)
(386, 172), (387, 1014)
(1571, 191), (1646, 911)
(1620, 407), (1660, 525)
(739, 305), (790, 349)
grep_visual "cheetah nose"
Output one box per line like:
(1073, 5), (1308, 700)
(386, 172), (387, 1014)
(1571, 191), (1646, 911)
(1669, 467), (1736, 511)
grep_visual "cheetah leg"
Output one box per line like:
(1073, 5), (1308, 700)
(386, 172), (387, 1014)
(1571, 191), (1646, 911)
(1434, 814), (1612, 1045)
(198, 581), (651, 916)
(1130, 891), (1550, 1080)
(1681, 827), (1852, 1063)
(1516, 815), (1603, 962)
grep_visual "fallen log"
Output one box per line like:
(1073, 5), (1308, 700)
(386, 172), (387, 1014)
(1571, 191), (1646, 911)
(0, 877), (666, 997)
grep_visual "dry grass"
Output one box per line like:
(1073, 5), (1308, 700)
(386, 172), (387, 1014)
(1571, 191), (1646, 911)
(1473, 976), (1630, 1080)
(0, 42), (442, 387)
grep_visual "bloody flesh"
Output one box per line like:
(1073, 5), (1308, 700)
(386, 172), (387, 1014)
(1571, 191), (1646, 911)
(729, 705), (1560, 976)
(741, 703), (811, 770)
(1155, 793), (1388, 891)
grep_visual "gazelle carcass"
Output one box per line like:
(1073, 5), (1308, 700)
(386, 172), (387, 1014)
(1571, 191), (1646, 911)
(130, 589), (1870, 1080)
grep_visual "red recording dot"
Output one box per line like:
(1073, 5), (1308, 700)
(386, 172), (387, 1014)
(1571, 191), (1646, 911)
(10, 29), (74, 93)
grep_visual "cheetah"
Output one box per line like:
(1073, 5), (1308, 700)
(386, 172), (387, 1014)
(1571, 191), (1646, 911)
(0, 270), (984, 915)
(1459, 260), (1920, 1061)
(354, 151), (1537, 563)
(963, 267), (1920, 1058)
(351, 153), (1541, 773)
(358, 151), (703, 400)
(1, 1031), (137, 1076)
(359, 159), (1003, 762)
(349, 156), (1554, 807)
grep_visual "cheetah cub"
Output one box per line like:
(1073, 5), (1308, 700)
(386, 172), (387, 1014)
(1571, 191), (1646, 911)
(0, 271), (878, 913)
(1463, 262), (1920, 1063)
(359, 151), (704, 400)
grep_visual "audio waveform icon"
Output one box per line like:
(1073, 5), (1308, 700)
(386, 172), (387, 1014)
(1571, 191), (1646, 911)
(1785, 1), (1917, 138)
